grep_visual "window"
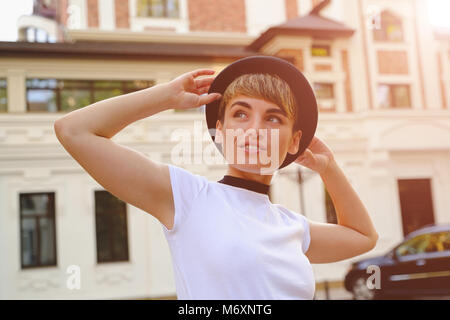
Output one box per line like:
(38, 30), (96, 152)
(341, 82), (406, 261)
(26, 79), (154, 112)
(314, 83), (334, 100)
(20, 193), (57, 268)
(95, 190), (129, 263)
(311, 45), (331, 57)
(396, 232), (450, 257)
(137, 0), (180, 18)
(0, 79), (6, 112)
(373, 10), (404, 42)
(324, 187), (337, 224)
(378, 84), (411, 109)
(25, 27), (56, 43)
(439, 232), (450, 251)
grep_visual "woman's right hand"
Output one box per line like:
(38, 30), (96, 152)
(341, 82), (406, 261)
(166, 69), (222, 110)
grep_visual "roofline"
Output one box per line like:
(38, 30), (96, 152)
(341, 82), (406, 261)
(67, 29), (256, 46)
(0, 40), (257, 61)
(247, 26), (355, 51)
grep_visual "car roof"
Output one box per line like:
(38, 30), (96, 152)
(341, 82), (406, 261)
(405, 223), (450, 240)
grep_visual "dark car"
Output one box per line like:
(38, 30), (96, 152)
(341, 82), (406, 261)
(344, 224), (450, 300)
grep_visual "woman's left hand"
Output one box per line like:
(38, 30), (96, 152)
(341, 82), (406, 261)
(294, 136), (335, 175)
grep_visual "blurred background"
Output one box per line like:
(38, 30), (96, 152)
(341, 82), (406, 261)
(0, 0), (449, 300)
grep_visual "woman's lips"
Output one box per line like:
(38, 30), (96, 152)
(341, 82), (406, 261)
(237, 144), (267, 154)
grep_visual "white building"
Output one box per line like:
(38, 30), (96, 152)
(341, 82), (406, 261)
(0, 0), (449, 299)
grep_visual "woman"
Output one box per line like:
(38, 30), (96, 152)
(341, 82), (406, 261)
(54, 60), (379, 300)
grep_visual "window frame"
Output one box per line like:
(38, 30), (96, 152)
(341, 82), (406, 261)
(313, 82), (335, 100)
(311, 44), (331, 58)
(378, 83), (412, 109)
(136, 0), (180, 19)
(25, 79), (155, 113)
(0, 78), (7, 112)
(395, 231), (450, 260)
(19, 192), (57, 269)
(94, 190), (130, 264)
(372, 10), (404, 43)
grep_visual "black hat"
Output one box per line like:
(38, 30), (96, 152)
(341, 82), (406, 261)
(205, 55), (318, 169)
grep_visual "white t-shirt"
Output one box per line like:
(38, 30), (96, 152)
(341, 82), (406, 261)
(160, 164), (315, 300)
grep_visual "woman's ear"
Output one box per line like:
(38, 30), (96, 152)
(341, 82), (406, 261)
(215, 120), (223, 144)
(287, 129), (302, 155)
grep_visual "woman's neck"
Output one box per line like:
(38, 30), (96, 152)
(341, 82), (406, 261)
(226, 165), (273, 185)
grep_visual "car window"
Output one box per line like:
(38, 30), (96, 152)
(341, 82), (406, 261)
(396, 233), (444, 257)
(438, 231), (450, 251)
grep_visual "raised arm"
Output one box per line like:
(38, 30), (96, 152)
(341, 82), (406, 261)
(294, 136), (379, 263)
(54, 69), (221, 230)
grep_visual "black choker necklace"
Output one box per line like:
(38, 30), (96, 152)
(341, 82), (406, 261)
(218, 175), (270, 196)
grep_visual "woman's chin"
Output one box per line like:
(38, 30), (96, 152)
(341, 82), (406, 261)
(228, 163), (278, 176)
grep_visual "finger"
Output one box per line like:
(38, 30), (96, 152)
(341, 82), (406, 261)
(195, 86), (211, 95)
(198, 93), (221, 106)
(190, 69), (216, 78)
(195, 76), (215, 88)
(305, 149), (315, 161)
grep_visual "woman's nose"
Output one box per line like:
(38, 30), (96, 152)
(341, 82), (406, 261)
(244, 118), (269, 143)
(245, 115), (267, 133)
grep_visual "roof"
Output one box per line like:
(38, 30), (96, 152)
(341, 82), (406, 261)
(248, 13), (355, 51)
(0, 40), (257, 61)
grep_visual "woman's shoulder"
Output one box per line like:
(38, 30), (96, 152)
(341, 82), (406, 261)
(167, 164), (210, 182)
(167, 164), (210, 195)
(271, 203), (308, 223)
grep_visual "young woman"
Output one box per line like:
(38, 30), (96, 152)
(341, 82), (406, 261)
(54, 60), (379, 300)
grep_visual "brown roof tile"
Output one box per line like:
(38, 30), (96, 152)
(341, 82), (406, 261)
(248, 14), (354, 51)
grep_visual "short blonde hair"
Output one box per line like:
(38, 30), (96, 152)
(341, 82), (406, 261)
(217, 73), (297, 130)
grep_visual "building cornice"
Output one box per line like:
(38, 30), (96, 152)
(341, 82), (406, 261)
(66, 29), (256, 46)
(0, 40), (257, 61)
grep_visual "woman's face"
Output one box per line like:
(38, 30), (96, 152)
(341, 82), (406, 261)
(215, 95), (302, 175)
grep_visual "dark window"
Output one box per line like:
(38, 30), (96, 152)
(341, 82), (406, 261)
(378, 84), (411, 109)
(20, 193), (57, 268)
(373, 10), (404, 42)
(395, 232), (447, 257)
(137, 0), (180, 18)
(397, 178), (435, 237)
(0, 79), (6, 112)
(440, 232), (450, 251)
(314, 83), (334, 99)
(311, 45), (331, 57)
(324, 186), (337, 224)
(95, 190), (129, 263)
(26, 79), (155, 112)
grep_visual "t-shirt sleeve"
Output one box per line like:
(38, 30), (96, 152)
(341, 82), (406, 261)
(162, 164), (208, 235)
(299, 215), (311, 254)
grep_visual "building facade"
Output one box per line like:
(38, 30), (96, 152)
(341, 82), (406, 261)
(0, 0), (449, 299)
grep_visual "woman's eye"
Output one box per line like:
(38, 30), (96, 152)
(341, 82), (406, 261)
(267, 116), (282, 124)
(233, 111), (247, 119)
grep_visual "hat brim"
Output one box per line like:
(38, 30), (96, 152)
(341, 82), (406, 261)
(205, 55), (318, 170)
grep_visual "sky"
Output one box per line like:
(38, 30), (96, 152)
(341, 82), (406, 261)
(0, 0), (449, 42)
(0, 0), (33, 41)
